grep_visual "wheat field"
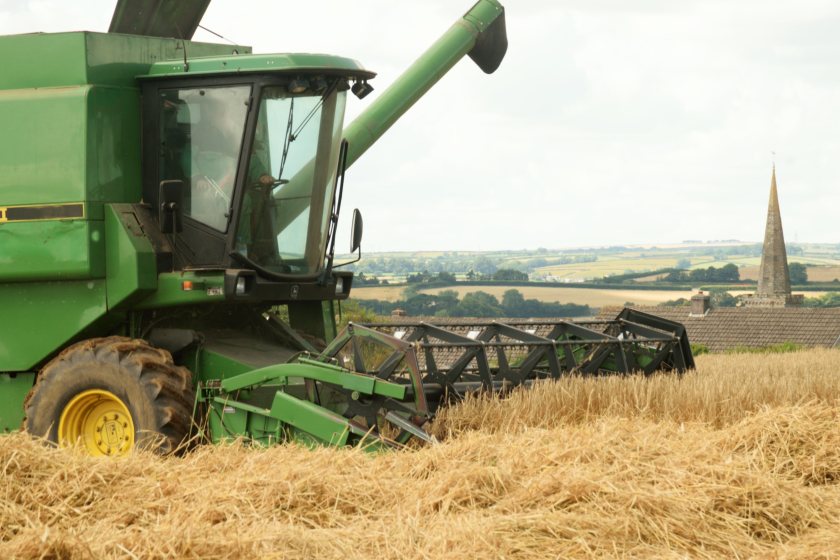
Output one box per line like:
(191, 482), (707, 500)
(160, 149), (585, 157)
(1, 349), (840, 559)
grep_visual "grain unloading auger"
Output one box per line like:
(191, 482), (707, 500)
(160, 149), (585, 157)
(0, 0), (692, 455)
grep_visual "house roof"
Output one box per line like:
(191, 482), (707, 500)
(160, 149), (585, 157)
(599, 306), (840, 352)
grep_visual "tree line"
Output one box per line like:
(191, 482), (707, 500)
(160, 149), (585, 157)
(352, 288), (591, 319)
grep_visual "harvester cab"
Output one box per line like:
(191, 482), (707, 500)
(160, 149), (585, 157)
(139, 54), (370, 316)
(0, 0), (693, 456)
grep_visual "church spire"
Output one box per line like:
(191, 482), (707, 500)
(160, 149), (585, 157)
(756, 165), (791, 297)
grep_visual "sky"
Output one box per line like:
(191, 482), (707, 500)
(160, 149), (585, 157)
(1, 0), (839, 251)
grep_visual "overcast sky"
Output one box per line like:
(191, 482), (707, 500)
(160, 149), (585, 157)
(2, 1), (839, 251)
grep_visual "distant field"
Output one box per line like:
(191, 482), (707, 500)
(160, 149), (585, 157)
(418, 286), (696, 307)
(534, 254), (744, 280)
(740, 265), (840, 282)
(352, 283), (834, 308)
(352, 285), (695, 307)
(536, 257), (687, 280)
(536, 253), (840, 282)
(351, 286), (407, 302)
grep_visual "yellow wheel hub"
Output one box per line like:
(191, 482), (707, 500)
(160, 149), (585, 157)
(58, 389), (135, 457)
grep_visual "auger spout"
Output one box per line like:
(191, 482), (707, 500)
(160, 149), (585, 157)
(343, 0), (507, 168)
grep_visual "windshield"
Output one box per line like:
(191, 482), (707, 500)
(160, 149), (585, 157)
(159, 86), (250, 232)
(234, 84), (346, 276)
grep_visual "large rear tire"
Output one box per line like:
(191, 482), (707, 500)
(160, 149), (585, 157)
(23, 337), (194, 456)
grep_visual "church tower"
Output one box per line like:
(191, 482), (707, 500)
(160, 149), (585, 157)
(743, 166), (802, 307)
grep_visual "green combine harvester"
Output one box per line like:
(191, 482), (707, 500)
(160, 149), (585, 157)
(0, 0), (693, 456)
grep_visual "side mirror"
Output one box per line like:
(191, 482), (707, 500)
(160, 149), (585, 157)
(350, 208), (363, 253)
(159, 180), (184, 234)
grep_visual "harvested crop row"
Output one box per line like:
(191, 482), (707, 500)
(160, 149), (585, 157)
(1, 349), (839, 559)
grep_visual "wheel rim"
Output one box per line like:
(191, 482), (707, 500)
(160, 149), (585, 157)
(58, 389), (135, 457)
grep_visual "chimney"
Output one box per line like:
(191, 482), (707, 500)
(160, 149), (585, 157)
(690, 291), (710, 317)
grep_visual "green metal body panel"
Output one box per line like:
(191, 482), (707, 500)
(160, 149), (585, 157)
(268, 392), (351, 446)
(0, 32), (248, 372)
(0, 220), (105, 281)
(185, 348), (253, 384)
(0, 373), (35, 431)
(0, 281), (109, 372)
(144, 53), (374, 80)
(288, 301), (338, 344)
(0, 86), (89, 205)
(105, 205), (158, 310)
(207, 397), (284, 445)
(219, 359), (406, 401)
(200, 354), (403, 447)
(133, 272), (227, 309)
(0, 32), (248, 90)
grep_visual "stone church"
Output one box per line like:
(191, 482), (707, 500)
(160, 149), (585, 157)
(741, 166), (803, 307)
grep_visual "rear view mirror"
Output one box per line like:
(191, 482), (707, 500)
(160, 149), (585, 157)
(350, 208), (363, 253)
(159, 180), (184, 234)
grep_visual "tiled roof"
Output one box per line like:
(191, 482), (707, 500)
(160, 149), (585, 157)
(599, 306), (840, 352)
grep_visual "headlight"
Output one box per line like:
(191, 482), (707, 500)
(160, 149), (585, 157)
(236, 276), (247, 296)
(335, 276), (344, 295)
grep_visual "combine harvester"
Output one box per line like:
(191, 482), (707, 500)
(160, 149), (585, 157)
(0, 0), (693, 454)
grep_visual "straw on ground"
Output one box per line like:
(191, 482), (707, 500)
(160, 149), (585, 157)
(1, 349), (839, 559)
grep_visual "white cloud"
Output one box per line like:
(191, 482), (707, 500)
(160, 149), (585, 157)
(1, 0), (838, 250)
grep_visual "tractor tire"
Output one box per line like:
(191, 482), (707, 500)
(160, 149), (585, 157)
(23, 337), (194, 456)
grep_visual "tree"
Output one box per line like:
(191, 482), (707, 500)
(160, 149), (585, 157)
(493, 268), (528, 282)
(708, 289), (738, 308)
(434, 290), (460, 315)
(718, 263), (740, 282)
(436, 271), (457, 283)
(452, 291), (504, 317)
(804, 293), (840, 307)
(789, 262), (808, 284)
(337, 299), (377, 328)
(501, 289), (526, 312)
(473, 257), (497, 275)
(663, 264), (738, 283)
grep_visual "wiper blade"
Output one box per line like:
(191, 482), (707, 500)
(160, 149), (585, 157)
(229, 251), (308, 282)
(276, 98), (295, 185)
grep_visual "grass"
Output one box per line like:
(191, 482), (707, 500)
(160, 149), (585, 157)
(2, 349), (840, 558)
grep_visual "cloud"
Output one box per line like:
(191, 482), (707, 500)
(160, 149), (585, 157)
(1, 0), (838, 250)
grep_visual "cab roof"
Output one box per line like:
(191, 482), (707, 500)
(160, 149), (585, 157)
(142, 52), (376, 80)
